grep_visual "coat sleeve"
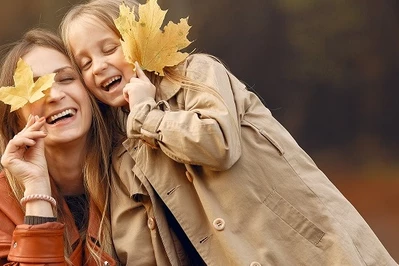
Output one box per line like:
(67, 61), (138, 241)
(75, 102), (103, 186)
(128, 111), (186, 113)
(126, 54), (244, 171)
(0, 173), (65, 265)
(0, 213), (65, 265)
(6, 223), (65, 264)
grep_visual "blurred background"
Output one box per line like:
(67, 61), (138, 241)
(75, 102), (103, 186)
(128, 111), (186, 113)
(1, 0), (398, 261)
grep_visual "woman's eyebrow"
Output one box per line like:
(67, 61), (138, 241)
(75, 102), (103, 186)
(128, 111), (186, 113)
(32, 66), (74, 81)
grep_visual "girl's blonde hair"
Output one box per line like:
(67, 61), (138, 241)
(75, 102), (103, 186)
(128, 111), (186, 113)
(0, 28), (115, 265)
(60, 0), (229, 146)
(60, 0), (141, 146)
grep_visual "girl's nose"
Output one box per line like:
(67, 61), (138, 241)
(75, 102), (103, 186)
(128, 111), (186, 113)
(92, 60), (108, 75)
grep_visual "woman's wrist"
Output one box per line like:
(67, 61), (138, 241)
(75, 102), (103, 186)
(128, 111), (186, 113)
(21, 194), (56, 208)
(24, 198), (55, 217)
(23, 178), (52, 196)
(22, 179), (55, 217)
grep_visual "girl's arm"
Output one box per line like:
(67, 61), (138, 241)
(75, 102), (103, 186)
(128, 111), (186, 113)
(126, 54), (243, 170)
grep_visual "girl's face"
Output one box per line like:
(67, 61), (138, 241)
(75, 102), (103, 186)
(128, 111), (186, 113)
(20, 46), (93, 147)
(68, 16), (136, 107)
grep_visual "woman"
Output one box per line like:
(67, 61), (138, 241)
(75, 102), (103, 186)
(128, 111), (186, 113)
(0, 28), (117, 265)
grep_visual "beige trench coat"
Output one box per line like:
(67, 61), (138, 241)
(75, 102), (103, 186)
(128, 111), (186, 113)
(111, 54), (397, 265)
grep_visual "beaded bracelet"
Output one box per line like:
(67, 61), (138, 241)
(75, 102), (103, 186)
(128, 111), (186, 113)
(20, 194), (57, 208)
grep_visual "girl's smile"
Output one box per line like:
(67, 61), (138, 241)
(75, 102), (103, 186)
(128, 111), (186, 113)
(68, 16), (135, 107)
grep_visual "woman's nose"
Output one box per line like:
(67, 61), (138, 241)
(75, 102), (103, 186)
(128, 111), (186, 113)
(46, 86), (65, 103)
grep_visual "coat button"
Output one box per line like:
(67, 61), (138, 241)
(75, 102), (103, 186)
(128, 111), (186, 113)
(212, 218), (225, 231)
(147, 217), (156, 230)
(185, 171), (193, 182)
(250, 262), (262, 266)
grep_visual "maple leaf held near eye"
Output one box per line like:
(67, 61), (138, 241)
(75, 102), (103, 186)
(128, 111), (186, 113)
(0, 58), (55, 112)
(114, 0), (192, 76)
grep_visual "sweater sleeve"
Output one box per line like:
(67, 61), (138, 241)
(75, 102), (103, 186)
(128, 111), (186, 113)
(24, 216), (57, 225)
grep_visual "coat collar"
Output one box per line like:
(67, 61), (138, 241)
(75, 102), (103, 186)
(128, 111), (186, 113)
(156, 59), (188, 101)
(157, 75), (181, 101)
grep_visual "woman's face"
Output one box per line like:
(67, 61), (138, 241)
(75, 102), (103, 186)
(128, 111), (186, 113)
(68, 16), (135, 107)
(19, 46), (93, 147)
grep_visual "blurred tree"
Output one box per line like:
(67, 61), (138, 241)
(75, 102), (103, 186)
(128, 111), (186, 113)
(274, 0), (399, 167)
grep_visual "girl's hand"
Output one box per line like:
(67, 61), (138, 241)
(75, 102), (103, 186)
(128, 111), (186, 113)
(123, 62), (156, 110)
(1, 115), (50, 189)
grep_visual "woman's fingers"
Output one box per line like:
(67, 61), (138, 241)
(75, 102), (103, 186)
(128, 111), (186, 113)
(32, 115), (46, 126)
(15, 116), (46, 137)
(21, 115), (45, 132)
(6, 131), (46, 155)
(25, 114), (34, 127)
(11, 135), (37, 148)
(12, 131), (47, 144)
(1, 115), (49, 189)
(7, 116), (47, 152)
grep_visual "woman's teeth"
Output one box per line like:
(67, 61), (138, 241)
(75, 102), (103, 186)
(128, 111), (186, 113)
(48, 109), (76, 124)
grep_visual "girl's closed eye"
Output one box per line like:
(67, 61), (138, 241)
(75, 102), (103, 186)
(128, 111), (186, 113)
(103, 44), (118, 55)
(80, 59), (92, 71)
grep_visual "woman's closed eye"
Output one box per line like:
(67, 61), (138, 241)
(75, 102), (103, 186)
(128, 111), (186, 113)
(59, 77), (75, 83)
(55, 70), (78, 84)
(56, 77), (75, 84)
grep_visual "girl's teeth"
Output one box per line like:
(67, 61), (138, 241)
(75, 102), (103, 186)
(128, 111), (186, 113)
(103, 76), (120, 88)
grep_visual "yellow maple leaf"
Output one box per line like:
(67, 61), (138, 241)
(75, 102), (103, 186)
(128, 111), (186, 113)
(114, 0), (192, 76)
(0, 58), (55, 112)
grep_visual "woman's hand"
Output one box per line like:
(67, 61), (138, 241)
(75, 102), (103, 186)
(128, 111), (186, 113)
(123, 62), (156, 110)
(1, 115), (50, 190)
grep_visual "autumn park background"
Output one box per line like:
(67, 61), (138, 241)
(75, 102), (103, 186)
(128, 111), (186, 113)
(1, 0), (398, 261)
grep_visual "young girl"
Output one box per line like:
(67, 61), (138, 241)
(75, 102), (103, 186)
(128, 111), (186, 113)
(0, 28), (118, 265)
(60, 0), (397, 265)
